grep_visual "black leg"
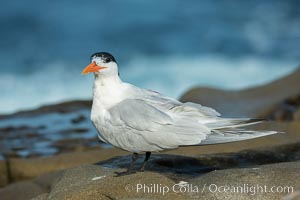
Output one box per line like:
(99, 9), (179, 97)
(127, 153), (139, 172)
(139, 152), (151, 171)
(115, 153), (139, 176)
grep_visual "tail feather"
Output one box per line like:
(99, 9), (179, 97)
(201, 129), (277, 145)
(201, 118), (278, 145)
(206, 118), (264, 129)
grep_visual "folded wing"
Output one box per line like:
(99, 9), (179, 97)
(108, 98), (211, 151)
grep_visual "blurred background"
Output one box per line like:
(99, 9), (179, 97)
(0, 0), (300, 182)
(1, 0), (300, 114)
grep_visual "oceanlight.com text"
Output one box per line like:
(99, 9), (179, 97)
(125, 182), (294, 196)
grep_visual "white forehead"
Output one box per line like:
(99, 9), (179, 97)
(92, 56), (103, 63)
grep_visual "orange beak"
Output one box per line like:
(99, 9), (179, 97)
(81, 62), (107, 75)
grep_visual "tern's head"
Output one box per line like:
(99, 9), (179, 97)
(81, 52), (118, 77)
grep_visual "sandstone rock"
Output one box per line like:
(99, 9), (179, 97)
(283, 190), (300, 200)
(180, 67), (300, 118)
(0, 140), (299, 200)
(261, 95), (300, 121)
(27, 160), (300, 200)
(0, 160), (8, 187)
(48, 164), (184, 200)
(9, 148), (126, 182)
(188, 161), (300, 200)
(31, 193), (49, 200)
(294, 109), (300, 121)
(0, 100), (92, 120)
(0, 181), (48, 200)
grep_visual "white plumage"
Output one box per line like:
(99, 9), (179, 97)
(82, 52), (277, 174)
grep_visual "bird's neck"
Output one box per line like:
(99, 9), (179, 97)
(94, 74), (122, 86)
(92, 74), (125, 110)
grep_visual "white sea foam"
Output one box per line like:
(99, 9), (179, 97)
(0, 56), (298, 114)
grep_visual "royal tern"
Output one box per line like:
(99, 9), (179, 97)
(82, 52), (277, 175)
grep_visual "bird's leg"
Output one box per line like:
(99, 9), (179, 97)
(127, 153), (139, 172)
(139, 152), (151, 171)
(115, 153), (139, 176)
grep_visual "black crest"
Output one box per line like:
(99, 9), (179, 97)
(90, 52), (116, 63)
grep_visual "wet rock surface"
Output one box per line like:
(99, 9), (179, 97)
(0, 103), (104, 160)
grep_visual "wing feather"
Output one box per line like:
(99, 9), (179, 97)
(109, 99), (173, 131)
(142, 89), (221, 119)
(108, 98), (210, 150)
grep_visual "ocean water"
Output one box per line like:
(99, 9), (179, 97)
(1, 0), (300, 114)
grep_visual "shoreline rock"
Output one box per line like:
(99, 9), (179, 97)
(0, 121), (299, 188)
(180, 67), (300, 118)
(1, 141), (300, 200)
(0, 100), (92, 120)
(0, 160), (8, 187)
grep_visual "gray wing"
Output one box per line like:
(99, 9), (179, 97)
(108, 98), (211, 150)
(139, 90), (277, 145)
(109, 99), (173, 132)
(141, 89), (221, 119)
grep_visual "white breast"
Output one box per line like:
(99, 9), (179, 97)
(90, 77), (131, 144)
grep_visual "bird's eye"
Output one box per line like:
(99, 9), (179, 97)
(103, 58), (111, 63)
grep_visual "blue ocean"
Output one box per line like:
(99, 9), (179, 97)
(1, 0), (300, 114)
